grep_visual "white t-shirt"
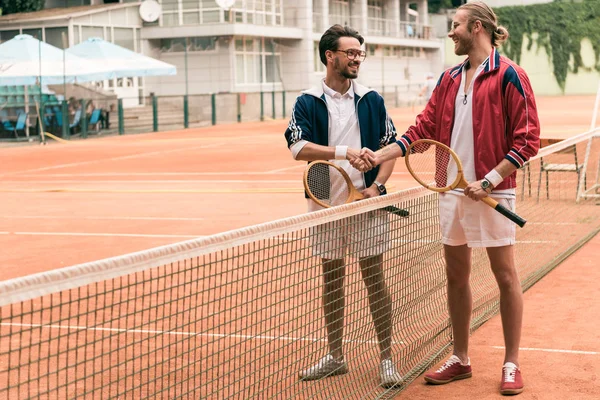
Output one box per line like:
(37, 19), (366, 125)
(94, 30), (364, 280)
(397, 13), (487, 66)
(449, 59), (515, 198)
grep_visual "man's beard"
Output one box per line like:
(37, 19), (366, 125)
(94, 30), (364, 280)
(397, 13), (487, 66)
(335, 58), (359, 79)
(454, 35), (473, 56)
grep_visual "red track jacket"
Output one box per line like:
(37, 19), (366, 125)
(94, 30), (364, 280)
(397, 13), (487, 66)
(396, 48), (540, 190)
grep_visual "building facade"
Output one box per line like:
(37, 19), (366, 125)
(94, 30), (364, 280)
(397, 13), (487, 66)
(0, 0), (444, 103)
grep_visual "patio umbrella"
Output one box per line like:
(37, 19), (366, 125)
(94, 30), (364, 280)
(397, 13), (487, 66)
(0, 34), (114, 86)
(67, 37), (176, 78)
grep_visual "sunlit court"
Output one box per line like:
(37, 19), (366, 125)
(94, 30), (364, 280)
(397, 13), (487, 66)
(1, 0), (600, 398)
(1, 92), (599, 399)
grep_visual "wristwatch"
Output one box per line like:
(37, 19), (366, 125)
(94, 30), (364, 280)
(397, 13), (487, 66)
(481, 178), (493, 194)
(374, 181), (386, 195)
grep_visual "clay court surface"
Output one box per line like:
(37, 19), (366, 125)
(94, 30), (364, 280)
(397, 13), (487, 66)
(0, 94), (598, 398)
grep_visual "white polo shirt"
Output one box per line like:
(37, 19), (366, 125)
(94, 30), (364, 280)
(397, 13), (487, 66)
(291, 80), (364, 210)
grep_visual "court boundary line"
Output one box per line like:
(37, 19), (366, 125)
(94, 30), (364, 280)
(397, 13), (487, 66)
(0, 142), (226, 177)
(0, 216), (205, 221)
(1, 232), (204, 239)
(491, 345), (599, 355)
(0, 322), (402, 346)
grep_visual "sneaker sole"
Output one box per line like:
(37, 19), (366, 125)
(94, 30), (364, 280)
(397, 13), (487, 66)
(424, 372), (472, 385)
(299, 368), (348, 381)
(500, 387), (524, 395)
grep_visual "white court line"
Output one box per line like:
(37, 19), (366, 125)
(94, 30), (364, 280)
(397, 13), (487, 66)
(1, 143), (225, 177)
(1, 232), (204, 239)
(0, 216), (205, 221)
(0, 322), (402, 346)
(16, 172), (297, 177)
(266, 164), (306, 173)
(491, 346), (598, 355)
(0, 180), (301, 184)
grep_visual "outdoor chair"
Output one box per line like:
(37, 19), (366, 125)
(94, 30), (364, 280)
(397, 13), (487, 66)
(2, 112), (28, 138)
(88, 108), (102, 132)
(537, 144), (586, 200)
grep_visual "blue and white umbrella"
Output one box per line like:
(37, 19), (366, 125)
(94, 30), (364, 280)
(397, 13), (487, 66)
(0, 34), (114, 86)
(67, 37), (176, 78)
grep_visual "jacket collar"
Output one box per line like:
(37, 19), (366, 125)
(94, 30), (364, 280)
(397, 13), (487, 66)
(450, 47), (500, 79)
(303, 79), (373, 100)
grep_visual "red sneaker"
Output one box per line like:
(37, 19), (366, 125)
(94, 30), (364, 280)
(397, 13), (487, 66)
(424, 355), (472, 384)
(500, 362), (524, 395)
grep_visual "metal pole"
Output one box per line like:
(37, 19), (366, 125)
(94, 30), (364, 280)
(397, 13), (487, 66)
(185, 37), (189, 98)
(211, 93), (216, 125)
(62, 31), (67, 102)
(184, 37), (189, 128)
(39, 29), (45, 144)
(152, 94), (158, 132)
(118, 98), (124, 135)
(260, 38), (264, 121)
(81, 99), (88, 138)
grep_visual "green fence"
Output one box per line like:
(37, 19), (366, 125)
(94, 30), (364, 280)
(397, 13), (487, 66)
(1, 84), (423, 142)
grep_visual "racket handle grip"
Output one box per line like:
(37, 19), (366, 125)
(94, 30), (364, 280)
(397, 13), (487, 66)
(481, 197), (526, 228)
(382, 205), (410, 217)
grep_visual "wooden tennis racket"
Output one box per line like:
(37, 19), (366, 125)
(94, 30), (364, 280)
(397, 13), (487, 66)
(405, 139), (526, 227)
(303, 160), (409, 217)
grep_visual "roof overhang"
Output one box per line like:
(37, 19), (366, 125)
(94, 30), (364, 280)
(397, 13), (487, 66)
(141, 24), (304, 40)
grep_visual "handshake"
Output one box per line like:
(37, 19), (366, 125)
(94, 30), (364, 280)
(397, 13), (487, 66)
(347, 147), (382, 172)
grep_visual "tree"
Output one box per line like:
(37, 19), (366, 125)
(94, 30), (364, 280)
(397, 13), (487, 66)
(429, 0), (462, 14)
(0, 0), (45, 15)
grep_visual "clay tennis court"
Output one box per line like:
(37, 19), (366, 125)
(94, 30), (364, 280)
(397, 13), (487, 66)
(0, 94), (598, 398)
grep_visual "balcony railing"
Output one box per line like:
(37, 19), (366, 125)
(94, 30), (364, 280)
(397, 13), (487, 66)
(160, 6), (285, 27)
(313, 14), (433, 40)
(367, 17), (433, 40)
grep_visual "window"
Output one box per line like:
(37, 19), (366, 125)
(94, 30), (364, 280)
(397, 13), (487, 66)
(45, 27), (68, 49)
(0, 30), (19, 44)
(330, 0), (350, 26)
(314, 41), (325, 73)
(81, 26), (105, 42)
(113, 28), (134, 51)
(367, 44), (376, 56)
(160, 37), (217, 53)
(234, 37), (281, 85)
(22, 29), (43, 40)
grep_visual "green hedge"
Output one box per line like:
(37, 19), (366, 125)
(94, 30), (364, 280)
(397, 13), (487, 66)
(496, 0), (600, 91)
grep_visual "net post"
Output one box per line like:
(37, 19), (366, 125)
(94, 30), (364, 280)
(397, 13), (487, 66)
(282, 91), (286, 119)
(237, 93), (241, 123)
(272, 91), (276, 120)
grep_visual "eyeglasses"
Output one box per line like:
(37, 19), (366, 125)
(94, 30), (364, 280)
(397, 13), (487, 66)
(335, 49), (367, 62)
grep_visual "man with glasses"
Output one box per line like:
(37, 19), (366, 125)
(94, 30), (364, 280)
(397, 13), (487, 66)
(284, 24), (402, 388)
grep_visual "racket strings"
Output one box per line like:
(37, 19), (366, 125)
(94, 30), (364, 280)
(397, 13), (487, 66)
(306, 162), (350, 207)
(408, 142), (459, 190)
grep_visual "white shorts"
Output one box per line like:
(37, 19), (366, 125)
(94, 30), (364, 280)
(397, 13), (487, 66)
(439, 193), (516, 248)
(309, 210), (390, 260)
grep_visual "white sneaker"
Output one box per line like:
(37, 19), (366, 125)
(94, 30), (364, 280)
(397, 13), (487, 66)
(299, 354), (348, 381)
(380, 359), (403, 388)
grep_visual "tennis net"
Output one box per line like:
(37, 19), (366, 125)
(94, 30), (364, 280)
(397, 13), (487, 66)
(1, 129), (599, 399)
